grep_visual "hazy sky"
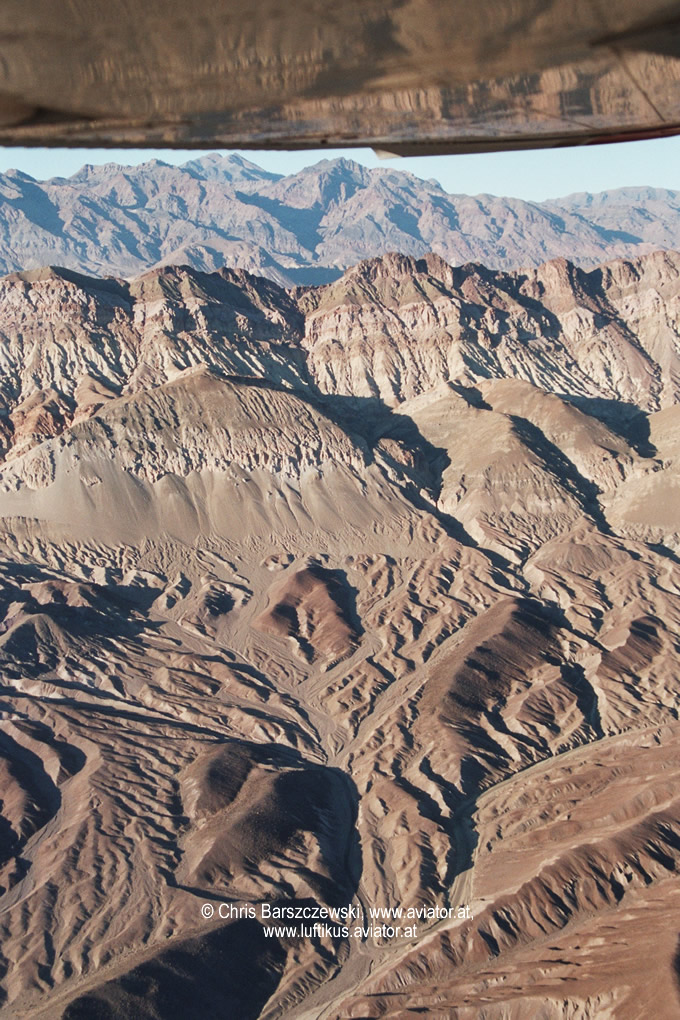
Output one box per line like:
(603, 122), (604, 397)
(1, 136), (679, 202)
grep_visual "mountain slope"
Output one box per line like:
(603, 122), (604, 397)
(0, 251), (679, 1019)
(4, 156), (680, 286)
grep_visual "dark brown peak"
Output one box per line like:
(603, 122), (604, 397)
(428, 262), (521, 308)
(128, 261), (303, 329)
(129, 263), (194, 299)
(214, 264), (251, 282)
(537, 255), (573, 272)
(210, 266), (303, 323)
(129, 262), (250, 307)
(415, 253), (519, 298)
(132, 260), (288, 302)
(214, 263), (284, 292)
(347, 251), (421, 280)
(310, 250), (496, 299)
(199, 264), (298, 315)
(136, 262), (192, 279)
(452, 260), (510, 285)
(533, 255), (588, 290)
(298, 251), (464, 315)
(4, 265), (85, 286)
(586, 254), (647, 290)
(414, 252), (456, 283)
(2, 265), (69, 285)
(528, 255), (613, 316)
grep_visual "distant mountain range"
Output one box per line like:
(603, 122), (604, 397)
(1, 154), (680, 285)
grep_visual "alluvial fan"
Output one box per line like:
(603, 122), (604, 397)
(0, 250), (679, 1018)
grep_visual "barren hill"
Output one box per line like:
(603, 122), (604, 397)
(0, 250), (679, 1018)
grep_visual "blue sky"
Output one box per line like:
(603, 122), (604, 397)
(0, 136), (679, 201)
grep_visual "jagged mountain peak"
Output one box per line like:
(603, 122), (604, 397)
(3, 156), (680, 285)
(258, 156), (373, 207)
(301, 156), (369, 177)
(67, 158), (173, 184)
(127, 260), (298, 315)
(180, 152), (281, 183)
(2, 167), (37, 183)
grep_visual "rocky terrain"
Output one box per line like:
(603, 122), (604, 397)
(0, 248), (679, 1018)
(4, 155), (680, 286)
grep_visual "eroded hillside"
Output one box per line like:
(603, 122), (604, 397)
(0, 251), (679, 1018)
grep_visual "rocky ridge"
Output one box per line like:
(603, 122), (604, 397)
(4, 155), (680, 286)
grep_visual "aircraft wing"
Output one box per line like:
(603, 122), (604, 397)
(1, 0), (680, 152)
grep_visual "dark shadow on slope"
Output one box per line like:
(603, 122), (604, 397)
(560, 661), (604, 738)
(448, 382), (492, 411)
(414, 757), (481, 888)
(235, 190), (324, 251)
(0, 559), (163, 614)
(173, 738), (363, 907)
(304, 389), (530, 580)
(0, 588), (162, 646)
(6, 180), (65, 235)
(62, 919), (288, 1020)
(385, 202), (424, 239)
(314, 389), (447, 483)
(0, 729), (61, 824)
(43, 266), (130, 301)
(0, 564), (168, 685)
(626, 410), (657, 458)
(217, 373), (480, 547)
(581, 224), (644, 246)
(459, 265), (565, 341)
(649, 542), (680, 566)
(672, 934), (680, 1008)
(326, 565), (365, 641)
(71, 743), (363, 1020)
(71, 193), (158, 264)
(563, 396), (657, 457)
(130, 264), (304, 339)
(0, 728), (70, 896)
(509, 415), (613, 534)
